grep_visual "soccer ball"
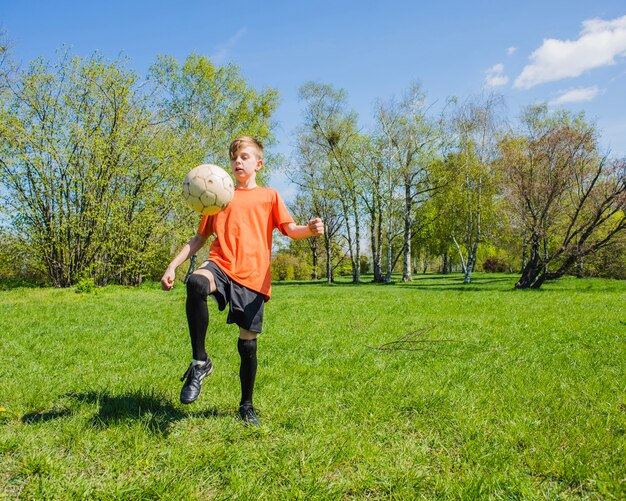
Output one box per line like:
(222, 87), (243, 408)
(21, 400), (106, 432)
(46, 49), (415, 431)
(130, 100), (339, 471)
(182, 164), (234, 215)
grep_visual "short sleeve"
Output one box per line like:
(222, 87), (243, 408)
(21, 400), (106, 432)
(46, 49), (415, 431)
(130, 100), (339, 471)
(272, 190), (295, 236)
(197, 214), (214, 238)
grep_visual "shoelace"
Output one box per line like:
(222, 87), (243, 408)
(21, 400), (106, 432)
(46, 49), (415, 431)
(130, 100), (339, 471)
(180, 364), (196, 382)
(181, 362), (211, 382)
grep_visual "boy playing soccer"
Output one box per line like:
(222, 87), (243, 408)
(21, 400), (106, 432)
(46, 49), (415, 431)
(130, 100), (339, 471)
(161, 136), (323, 425)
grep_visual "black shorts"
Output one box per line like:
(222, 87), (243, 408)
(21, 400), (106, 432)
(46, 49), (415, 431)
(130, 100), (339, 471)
(200, 261), (265, 333)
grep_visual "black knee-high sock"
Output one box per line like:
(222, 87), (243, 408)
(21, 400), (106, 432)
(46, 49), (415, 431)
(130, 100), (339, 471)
(186, 274), (210, 361)
(238, 338), (257, 408)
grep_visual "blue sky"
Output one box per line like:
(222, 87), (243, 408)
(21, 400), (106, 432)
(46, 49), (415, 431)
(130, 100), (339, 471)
(2, 0), (626, 197)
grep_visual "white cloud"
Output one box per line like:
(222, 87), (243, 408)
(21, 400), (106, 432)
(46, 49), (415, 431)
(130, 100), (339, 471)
(514, 15), (626, 89)
(549, 86), (601, 105)
(485, 63), (509, 87)
(507, 47), (517, 56)
(213, 28), (247, 64)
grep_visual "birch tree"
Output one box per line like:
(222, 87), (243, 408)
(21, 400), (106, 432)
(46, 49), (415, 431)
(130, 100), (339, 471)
(451, 94), (503, 283)
(359, 134), (389, 282)
(298, 81), (363, 283)
(376, 84), (439, 282)
(288, 139), (344, 283)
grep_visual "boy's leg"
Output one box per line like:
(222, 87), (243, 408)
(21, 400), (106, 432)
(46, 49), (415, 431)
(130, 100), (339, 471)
(180, 269), (217, 404)
(238, 328), (259, 425)
(186, 269), (216, 361)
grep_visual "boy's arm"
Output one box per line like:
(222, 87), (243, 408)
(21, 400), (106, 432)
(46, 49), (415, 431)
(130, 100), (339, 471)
(283, 217), (324, 240)
(161, 232), (207, 290)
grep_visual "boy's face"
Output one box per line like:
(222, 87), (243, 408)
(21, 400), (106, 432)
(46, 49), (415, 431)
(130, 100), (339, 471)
(230, 145), (263, 184)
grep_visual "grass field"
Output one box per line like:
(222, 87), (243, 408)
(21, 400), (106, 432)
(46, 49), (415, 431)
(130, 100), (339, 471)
(1, 273), (625, 499)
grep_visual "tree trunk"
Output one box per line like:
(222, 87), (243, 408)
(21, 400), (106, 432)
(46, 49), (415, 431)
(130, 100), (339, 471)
(464, 241), (478, 284)
(402, 183), (412, 282)
(324, 234), (333, 284)
(311, 245), (319, 280)
(352, 196), (361, 283)
(543, 236), (549, 275)
(516, 239), (541, 289)
(385, 199), (393, 284)
(451, 235), (467, 274)
(369, 209), (380, 282)
(385, 233), (392, 283)
(374, 195), (384, 282)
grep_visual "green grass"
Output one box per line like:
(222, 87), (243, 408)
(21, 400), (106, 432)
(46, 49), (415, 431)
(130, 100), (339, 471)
(1, 273), (625, 499)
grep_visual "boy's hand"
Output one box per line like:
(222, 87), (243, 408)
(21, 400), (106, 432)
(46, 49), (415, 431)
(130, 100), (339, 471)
(161, 268), (175, 290)
(308, 217), (324, 236)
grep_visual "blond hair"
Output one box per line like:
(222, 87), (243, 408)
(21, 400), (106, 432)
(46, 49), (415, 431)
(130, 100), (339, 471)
(229, 136), (264, 160)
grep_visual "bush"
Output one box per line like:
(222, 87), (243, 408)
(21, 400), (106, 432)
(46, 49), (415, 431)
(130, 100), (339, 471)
(0, 229), (45, 283)
(271, 253), (296, 281)
(337, 259), (353, 276)
(75, 277), (97, 294)
(582, 234), (626, 279)
(272, 252), (315, 281)
(293, 259), (313, 280)
(483, 256), (508, 273)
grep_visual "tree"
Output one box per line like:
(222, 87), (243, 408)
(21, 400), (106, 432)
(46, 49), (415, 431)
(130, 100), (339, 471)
(0, 50), (278, 286)
(358, 134), (389, 282)
(500, 105), (626, 288)
(298, 82), (364, 283)
(149, 54), (279, 280)
(289, 132), (345, 283)
(288, 194), (321, 280)
(0, 51), (158, 286)
(150, 54), (278, 178)
(450, 94), (504, 283)
(416, 156), (460, 274)
(375, 84), (440, 282)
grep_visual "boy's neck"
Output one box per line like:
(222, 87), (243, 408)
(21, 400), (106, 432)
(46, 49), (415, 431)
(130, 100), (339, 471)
(236, 180), (258, 190)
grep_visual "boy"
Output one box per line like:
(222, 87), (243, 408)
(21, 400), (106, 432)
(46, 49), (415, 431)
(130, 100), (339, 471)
(161, 136), (323, 425)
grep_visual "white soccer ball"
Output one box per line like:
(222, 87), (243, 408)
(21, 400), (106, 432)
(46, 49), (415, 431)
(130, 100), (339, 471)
(182, 164), (234, 215)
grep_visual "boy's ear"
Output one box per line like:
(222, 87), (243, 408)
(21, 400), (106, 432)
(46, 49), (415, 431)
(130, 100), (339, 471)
(255, 158), (263, 171)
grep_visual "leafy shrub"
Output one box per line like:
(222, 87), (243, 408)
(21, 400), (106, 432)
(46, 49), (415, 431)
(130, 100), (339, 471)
(75, 277), (97, 294)
(293, 259), (313, 280)
(0, 229), (45, 282)
(483, 257), (508, 273)
(582, 233), (626, 279)
(271, 253), (296, 281)
(272, 252), (315, 281)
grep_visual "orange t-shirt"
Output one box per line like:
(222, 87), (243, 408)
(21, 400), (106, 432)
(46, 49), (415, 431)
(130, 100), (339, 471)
(197, 186), (294, 300)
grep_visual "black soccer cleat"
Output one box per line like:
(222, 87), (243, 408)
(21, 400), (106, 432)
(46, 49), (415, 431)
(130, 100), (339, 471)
(179, 358), (214, 404)
(239, 405), (260, 426)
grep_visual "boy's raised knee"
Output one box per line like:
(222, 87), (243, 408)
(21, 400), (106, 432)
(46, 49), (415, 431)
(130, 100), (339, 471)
(187, 273), (211, 297)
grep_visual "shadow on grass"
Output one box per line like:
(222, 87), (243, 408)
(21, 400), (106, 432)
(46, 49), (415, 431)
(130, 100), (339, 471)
(0, 278), (46, 290)
(21, 389), (224, 436)
(273, 274), (520, 291)
(21, 408), (73, 423)
(398, 276), (518, 292)
(272, 274), (626, 293)
(272, 279), (330, 287)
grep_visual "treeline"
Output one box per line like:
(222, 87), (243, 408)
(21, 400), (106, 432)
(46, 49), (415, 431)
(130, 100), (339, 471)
(281, 83), (626, 288)
(1, 43), (625, 289)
